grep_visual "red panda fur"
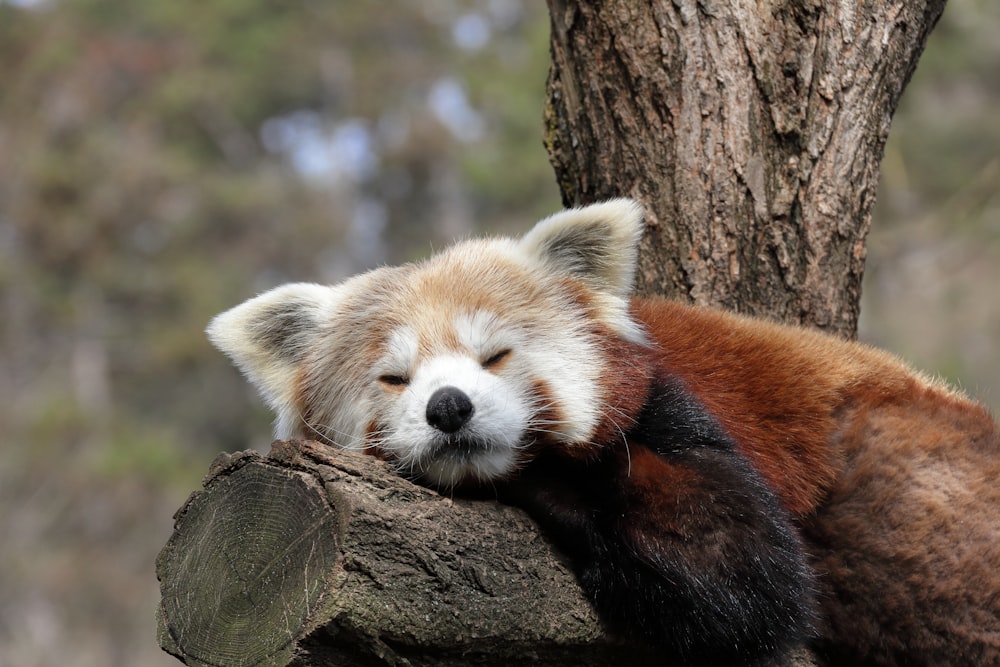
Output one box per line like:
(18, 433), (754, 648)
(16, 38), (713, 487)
(207, 199), (1000, 667)
(630, 297), (847, 516)
(608, 296), (1000, 665)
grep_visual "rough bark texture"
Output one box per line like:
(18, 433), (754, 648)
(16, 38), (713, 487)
(157, 440), (819, 667)
(157, 440), (645, 667)
(544, 0), (946, 336)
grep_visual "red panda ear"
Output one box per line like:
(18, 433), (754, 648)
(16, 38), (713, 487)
(518, 199), (645, 299)
(206, 283), (342, 421)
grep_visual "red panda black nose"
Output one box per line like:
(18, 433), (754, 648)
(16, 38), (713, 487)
(426, 386), (474, 434)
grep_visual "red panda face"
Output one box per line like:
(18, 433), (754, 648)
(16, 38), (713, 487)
(208, 199), (647, 488)
(293, 253), (619, 487)
(367, 312), (533, 486)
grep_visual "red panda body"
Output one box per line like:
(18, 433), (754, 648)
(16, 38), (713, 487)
(208, 200), (1000, 666)
(624, 297), (1000, 665)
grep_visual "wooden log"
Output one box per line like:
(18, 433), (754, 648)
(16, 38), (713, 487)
(156, 439), (818, 666)
(157, 439), (638, 666)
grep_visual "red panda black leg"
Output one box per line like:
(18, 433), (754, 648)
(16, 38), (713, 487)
(505, 381), (815, 666)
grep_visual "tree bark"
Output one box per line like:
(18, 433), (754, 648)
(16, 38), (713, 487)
(157, 440), (665, 667)
(544, 0), (946, 336)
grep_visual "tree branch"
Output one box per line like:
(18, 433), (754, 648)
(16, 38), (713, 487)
(158, 440), (645, 666)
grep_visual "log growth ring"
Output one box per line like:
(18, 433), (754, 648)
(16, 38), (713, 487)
(158, 459), (339, 667)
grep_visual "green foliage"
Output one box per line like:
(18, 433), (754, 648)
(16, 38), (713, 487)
(0, 3), (560, 664)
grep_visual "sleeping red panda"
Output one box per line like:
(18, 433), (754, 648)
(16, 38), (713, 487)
(207, 200), (1000, 666)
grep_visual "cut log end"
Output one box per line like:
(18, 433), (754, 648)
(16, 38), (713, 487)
(157, 450), (341, 667)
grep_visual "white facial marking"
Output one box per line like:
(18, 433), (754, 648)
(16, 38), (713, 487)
(209, 201), (649, 489)
(379, 350), (528, 488)
(455, 311), (506, 361)
(376, 326), (419, 381)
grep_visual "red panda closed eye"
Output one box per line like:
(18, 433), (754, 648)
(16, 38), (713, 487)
(208, 199), (1000, 667)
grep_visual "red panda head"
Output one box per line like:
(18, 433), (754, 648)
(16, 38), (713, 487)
(208, 199), (647, 487)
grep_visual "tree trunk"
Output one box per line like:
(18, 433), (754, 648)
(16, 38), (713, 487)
(544, 0), (946, 336)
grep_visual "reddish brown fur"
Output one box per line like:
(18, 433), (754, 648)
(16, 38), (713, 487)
(614, 445), (700, 531)
(208, 198), (1000, 664)
(362, 420), (392, 461)
(633, 297), (896, 517)
(804, 381), (1000, 664)
(529, 378), (599, 462)
(623, 296), (1000, 665)
(588, 328), (656, 447)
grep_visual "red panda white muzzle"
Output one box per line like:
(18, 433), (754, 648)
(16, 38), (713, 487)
(385, 352), (532, 487)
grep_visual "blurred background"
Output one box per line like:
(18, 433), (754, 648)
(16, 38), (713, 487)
(0, 1), (996, 665)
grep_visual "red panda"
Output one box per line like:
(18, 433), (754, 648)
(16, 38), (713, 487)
(208, 200), (1000, 667)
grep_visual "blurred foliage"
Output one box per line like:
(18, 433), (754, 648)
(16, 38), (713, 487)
(0, 2), (557, 665)
(861, 0), (1000, 405)
(0, 0), (995, 665)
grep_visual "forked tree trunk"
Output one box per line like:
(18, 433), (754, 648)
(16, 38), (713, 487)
(545, 0), (945, 336)
(158, 1), (946, 665)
